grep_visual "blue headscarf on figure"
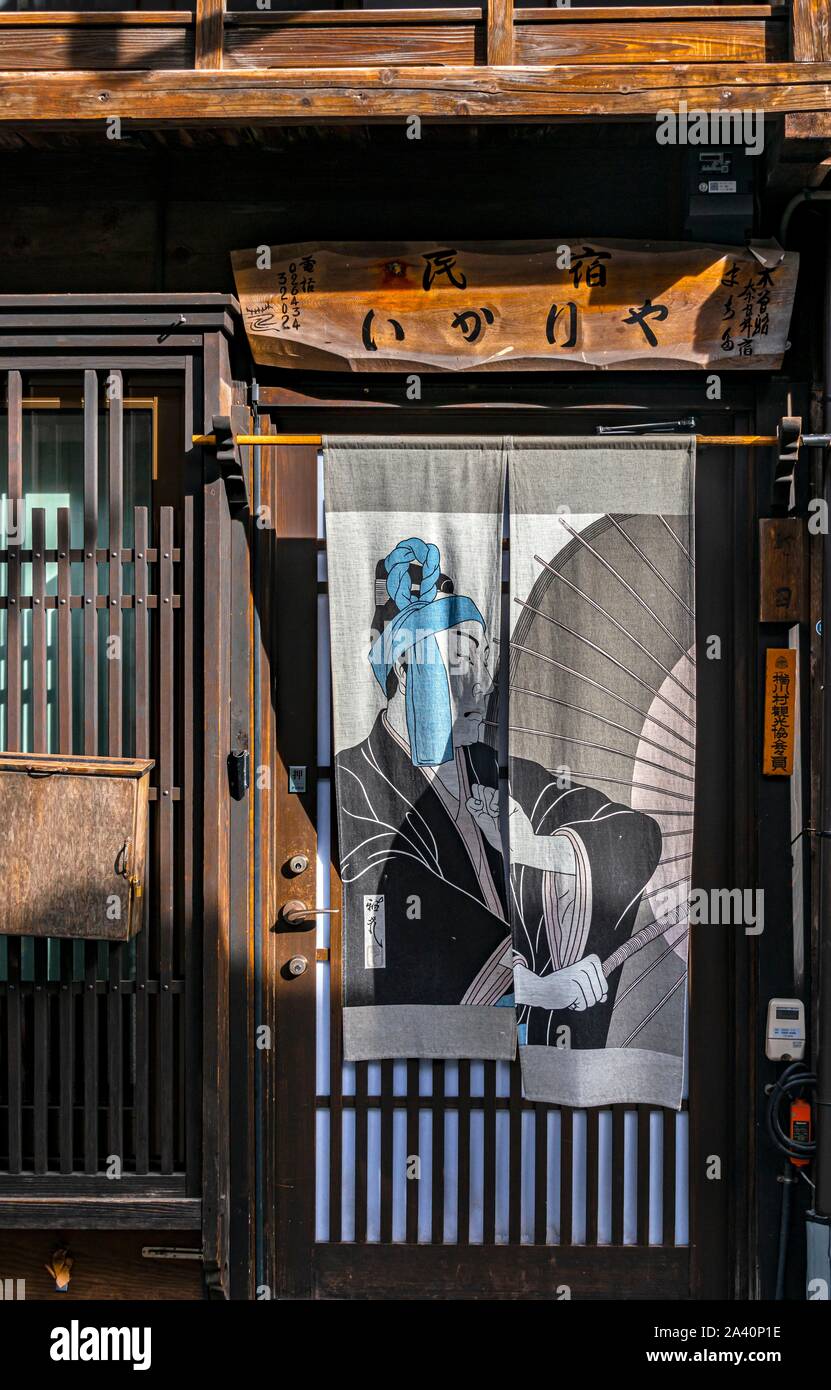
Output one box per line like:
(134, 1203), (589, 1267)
(369, 538), (485, 768)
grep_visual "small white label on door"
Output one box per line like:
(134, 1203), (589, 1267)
(363, 894), (386, 969)
(707, 180), (737, 193)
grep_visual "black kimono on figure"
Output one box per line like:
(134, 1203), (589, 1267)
(511, 757), (663, 1051)
(337, 714), (509, 1007)
(336, 715), (662, 1047)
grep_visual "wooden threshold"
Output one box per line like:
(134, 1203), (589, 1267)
(0, 62), (828, 122)
(314, 1242), (690, 1299)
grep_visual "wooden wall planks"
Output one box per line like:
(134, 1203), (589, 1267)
(0, 28), (192, 71)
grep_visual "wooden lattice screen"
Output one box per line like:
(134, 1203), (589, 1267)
(0, 367), (199, 1209)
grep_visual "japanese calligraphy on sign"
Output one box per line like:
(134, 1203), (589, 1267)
(231, 239), (798, 372)
(763, 647), (797, 777)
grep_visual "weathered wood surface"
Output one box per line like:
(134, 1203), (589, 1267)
(225, 24), (482, 67)
(0, 63), (828, 122)
(488, 0), (515, 65)
(0, 29), (192, 71)
(515, 18), (782, 62)
(0, 754), (153, 940)
(232, 238), (798, 372)
(0, 11), (189, 23)
(792, 0), (831, 60)
(196, 0), (224, 70)
(759, 517), (808, 621)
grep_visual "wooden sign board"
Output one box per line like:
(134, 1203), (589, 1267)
(0, 752), (153, 940)
(759, 518), (808, 623)
(762, 648), (797, 777)
(231, 239), (798, 373)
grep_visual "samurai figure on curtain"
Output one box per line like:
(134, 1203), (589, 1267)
(335, 535), (662, 1039)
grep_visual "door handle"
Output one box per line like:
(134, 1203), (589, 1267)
(280, 898), (340, 925)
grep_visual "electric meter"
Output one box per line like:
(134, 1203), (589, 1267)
(765, 999), (806, 1062)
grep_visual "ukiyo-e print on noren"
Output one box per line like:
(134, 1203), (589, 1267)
(324, 437), (694, 1110)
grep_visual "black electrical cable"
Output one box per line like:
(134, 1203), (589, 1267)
(766, 1061), (817, 1160)
(766, 1062), (816, 1300)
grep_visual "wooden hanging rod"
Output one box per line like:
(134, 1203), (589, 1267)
(194, 432), (791, 448)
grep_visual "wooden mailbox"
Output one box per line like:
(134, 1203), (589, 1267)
(0, 752), (154, 941)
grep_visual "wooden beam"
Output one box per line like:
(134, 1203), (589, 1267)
(195, 0), (224, 71)
(225, 7), (483, 22)
(0, 10), (188, 23)
(487, 0), (514, 65)
(792, 0), (831, 60)
(1, 63), (831, 123)
(518, 4), (784, 16)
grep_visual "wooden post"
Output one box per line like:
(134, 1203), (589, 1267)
(792, 0), (831, 60)
(195, 0), (225, 70)
(487, 0), (514, 66)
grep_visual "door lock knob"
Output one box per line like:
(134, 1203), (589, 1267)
(288, 955), (308, 977)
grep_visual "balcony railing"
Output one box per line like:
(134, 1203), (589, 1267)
(0, 1), (795, 73)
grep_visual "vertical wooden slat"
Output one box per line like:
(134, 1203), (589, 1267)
(195, 0), (225, 68)
(482, 1059), (496, 1244)
(533, 1102), (548, 1245)
(405, 1057), (419, 1242)
(82, 370), (98, 756)
(107, 372), (123, 758)
(457, 1059), (471, 1246)
(82, 369), (99, 1175)
(380, 1059), (394, 1245)
(133, 507), (150, 1175)
(57, 508), (74, 1173)
(183, 492), (199, 1187)
(31, 507), (48, 1172)
(611, 1105), (626, 1246)
(431, 1060), (445, 1245)
(328, 852), (344, 1245)
(31, 508), (47, 752)
(586, 1107), (599, 1245)
(663, 1108), (676, 1247)
(637, 1105), (651, 1246)
(270, 441), (318, 1298)
(6, 937), (22, 1174)
(508, 1061), (522, 1245)
(6, 368), (23, 753)
(33, 938), (48, 1173)
(792, 0), (831, 60)
(355, 1062), (368, 1244)
(559, 1107), (573, 1246)
(106, 391), (124, 1170)
(57, 509), (73, 753)
(486, 0), (514, 65)
(158, 506), (175, 1173)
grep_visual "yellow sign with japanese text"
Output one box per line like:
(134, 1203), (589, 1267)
(763, 647), (797, 777)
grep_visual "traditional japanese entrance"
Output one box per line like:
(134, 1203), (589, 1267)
(258, 381), (757, 1301)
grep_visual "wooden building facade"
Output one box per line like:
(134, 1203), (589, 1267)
(0, 0), (829, 1303)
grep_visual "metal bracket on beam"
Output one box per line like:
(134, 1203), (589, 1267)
(774, 415), (803, 510)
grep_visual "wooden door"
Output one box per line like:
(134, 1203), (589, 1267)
(261, 405), (751, 1301)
